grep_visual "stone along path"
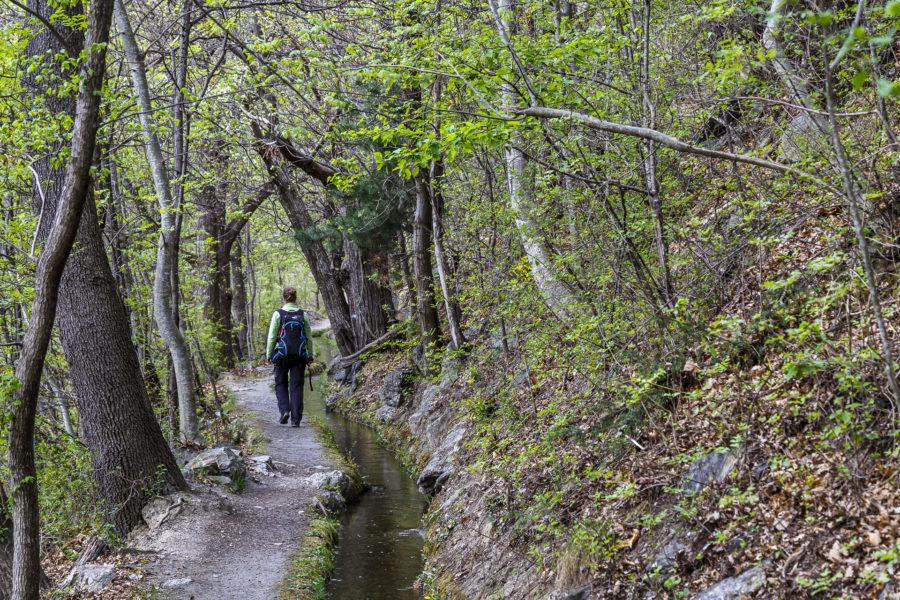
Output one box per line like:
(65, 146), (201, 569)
(124, 370), (336, 600)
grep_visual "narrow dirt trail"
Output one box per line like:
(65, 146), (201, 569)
(127, 371), (335, 600)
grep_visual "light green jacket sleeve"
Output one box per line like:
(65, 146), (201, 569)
(266, 311), (280, 359)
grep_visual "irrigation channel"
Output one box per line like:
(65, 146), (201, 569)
(307, 339), (427, 599)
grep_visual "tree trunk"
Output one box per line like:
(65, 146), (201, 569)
(114, 0), (200, 440)
(244, 226), (258, 358)
(250, 124), (357, 357)
(166, 356), (180, 439)
(489, 0), (578, 320)
(824, 44), (900, 404)
(429, 159), (466, 349)
(396, 230), (415, 318)
(640, 0), (674, 309)
(231, 240), (250, 359)
(0, 486), (13, 598)
(22, 0), (187, 545)
(101, 148), (133, 299)
(10, 0), (115, 595)
(198, 191), (236, 367)
(413, 178), (441, 359)
(344, 240), (389, 348)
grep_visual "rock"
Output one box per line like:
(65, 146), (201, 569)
(62, 564), (117, 593)
(412, 344), (426, 372)
(380, 365), (413, 408)
(141, 496), (184, 530)
(304, 470), (353, 497)
(325, 393), (340, 412)
(649, 532), (696, 575)
(162, 577), (193, 588)
(350, 359), (366, 378)
(417, 456), (453, 496)
(512, 367), (530, 387)
(683, 448), (741, 495)
(490, 331), (518, 351)
(690, 562), (768, 600)
(247, 455), (277, 476)
(778, 113), (830, 163)
(172, 447), (202, 468)
(417, 426), (465, 496)
(724, 211), (743, 232)
(314, 490), (346, 516)
(410, 384), (441, 432)
(376, 405), (397, 422)
(542, 586), (591, 600)
(184, 446), (243, 477)
(727, 536), (748, 553)
(422, 384), (440, 406)
(443, 423), (467, 451)
(439, 354), (460, 388)
(207, 475), (232, 485)
(751, 461), (769, 482)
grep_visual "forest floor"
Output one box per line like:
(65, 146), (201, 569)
(119, 371), (336, 600)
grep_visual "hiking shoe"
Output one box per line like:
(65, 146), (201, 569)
(279, 412), (289, 425)
(291, 422), (300, 428)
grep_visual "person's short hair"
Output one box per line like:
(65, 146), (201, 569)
(282, 286), (297, 303)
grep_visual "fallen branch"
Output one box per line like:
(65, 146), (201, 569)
(329, 328), (403, 372)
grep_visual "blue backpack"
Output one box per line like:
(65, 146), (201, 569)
(272, 309), (310, 364)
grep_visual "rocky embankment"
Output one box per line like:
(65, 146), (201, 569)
(324, 332), (872, 600)
(327, 345), (564, 599)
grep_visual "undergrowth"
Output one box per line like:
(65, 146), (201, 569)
(279, 514), (340, 600)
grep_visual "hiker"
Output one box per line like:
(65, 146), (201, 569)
(266, 286), (314, 427)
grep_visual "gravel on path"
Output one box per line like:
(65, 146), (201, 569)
(125, 370), (334, 600)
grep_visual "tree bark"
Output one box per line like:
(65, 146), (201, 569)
(114, 0), (200, 440)
(0, 486), (13, 598)
(413, 178), (441, 359)
(198, 189), (236, 367)
(429, 75), (465, 348)
(429, 164), (465, 349)
(231, 240), (250, 359)
(344, 240), (390, 348)
(10, 0), (114, 595)
(22, 0), (188, 545)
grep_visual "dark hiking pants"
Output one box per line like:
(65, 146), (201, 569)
(274, 357), (305, 425)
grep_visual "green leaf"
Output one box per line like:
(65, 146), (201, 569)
(877, 78), (900, 98)
(851, 70), (869, 90)
(886, 0), (900, 16)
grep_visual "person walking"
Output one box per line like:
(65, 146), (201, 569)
(266, 286), (314, 426)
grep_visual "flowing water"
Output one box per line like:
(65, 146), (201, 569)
(306, 338), (427, 599)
